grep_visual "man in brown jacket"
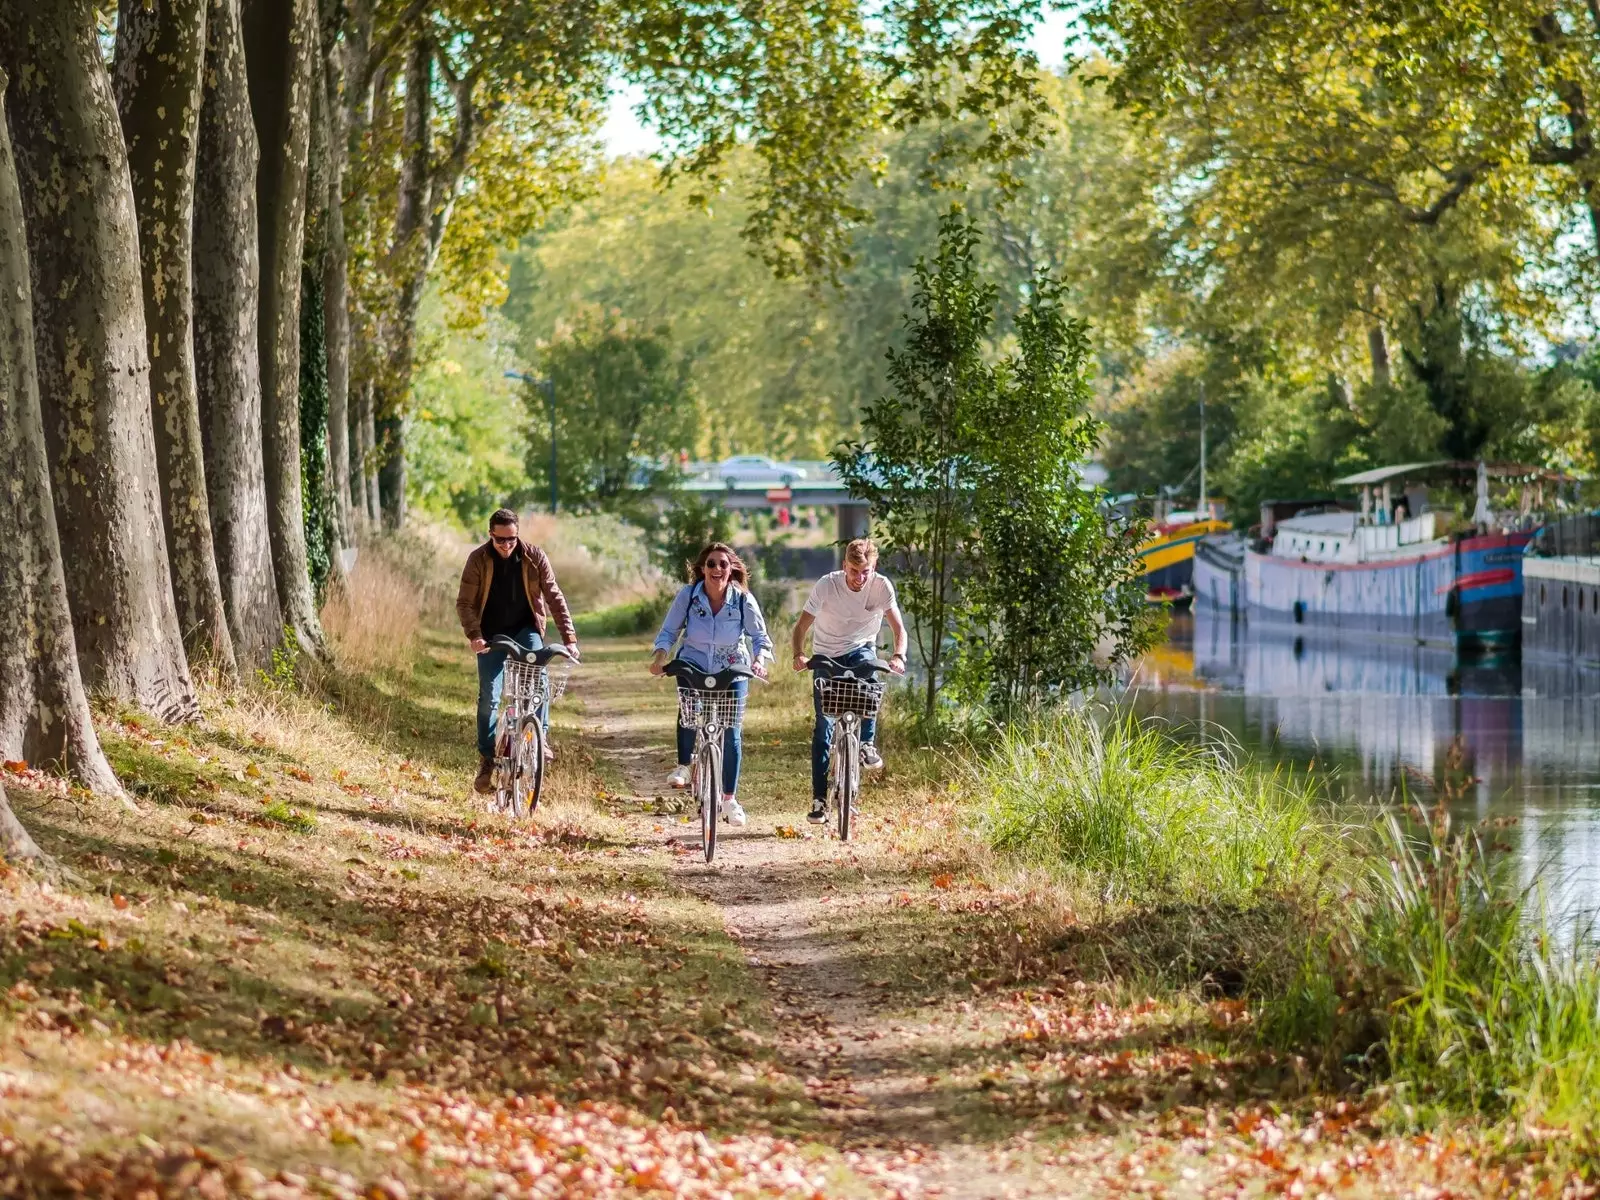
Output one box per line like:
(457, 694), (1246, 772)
(457, 508), (580, 793)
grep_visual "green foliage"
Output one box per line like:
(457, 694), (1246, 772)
(975, 707), (1331, 903)
(407, 299), (535, 530)
(298, 266), (333, 604)
(837, 208), (990, 720)
(649, 493), (734, 584)
(958, 275), (1159, 706)
(258, 629), (302, 692)
(529, 308), (698, 508)
(574, 593), (674, 638)
(839, 207), (1152, 716)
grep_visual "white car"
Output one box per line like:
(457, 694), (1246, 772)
(710, 455), (810, 486)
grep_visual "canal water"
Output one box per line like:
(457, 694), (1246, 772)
(1127, 610), (1600, 921)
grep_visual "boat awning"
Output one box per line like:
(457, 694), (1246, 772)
(1332, 461), (1447, 486)
(1333, 460), (1578, 487)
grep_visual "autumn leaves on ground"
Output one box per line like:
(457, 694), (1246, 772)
(0, 536), (1587, 1198)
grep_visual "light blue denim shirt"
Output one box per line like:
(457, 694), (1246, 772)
(652, 581), (773, 672)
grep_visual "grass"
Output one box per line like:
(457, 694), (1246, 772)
(575, 591), (672, 639)
(974, 706), (1334, 904)
(974, 709), (1600, 1148)
(0, 559), (849, 1194)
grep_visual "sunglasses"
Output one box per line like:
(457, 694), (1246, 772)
(705, 559), (731, 569)
(491, 534), (518, 546)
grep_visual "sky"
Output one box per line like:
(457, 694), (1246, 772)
(599, 6), (1078, 159)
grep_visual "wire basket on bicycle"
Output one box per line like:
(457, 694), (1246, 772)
(815, 673), (885, 719)
(503, 655), (571, 712)
(676, 685), (748, 731)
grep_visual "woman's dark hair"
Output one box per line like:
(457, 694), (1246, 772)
(689, 542), (749, 588)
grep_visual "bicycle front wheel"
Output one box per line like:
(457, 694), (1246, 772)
(836, 727), (857, 842)
(510, 716), (545, 819)
(698, 739), (721, 863)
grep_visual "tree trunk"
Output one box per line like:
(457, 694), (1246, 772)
(195, 0), (283, 668)
(0, 0), (199, 725)
(0, 779), (49, 865)
(113, 0), (238, 680)
(300, 39), (334, 600)
(377, 410), (406, 528)
(356, 378), (380, 522)
(0, 65), (123, 799)
(244, 0), (324, 652)
(320, 0), (353, 553)
(1367, 323), (1391, 388)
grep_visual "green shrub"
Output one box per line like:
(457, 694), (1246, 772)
(575, 590), (674, 638)
(974, 706), (1331, 904)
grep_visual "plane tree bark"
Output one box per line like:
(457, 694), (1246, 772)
(0, 65), (123, 801)
(195, 0), (284, 667)
(319, 0), (354, 553)
(113, 0), (238, 679)
(244, 0), (324, 652)
(0, 0), (199, 724)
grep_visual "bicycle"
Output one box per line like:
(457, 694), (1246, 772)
(661, 659), (755, 863)
(809, 654), (890, 841)
(488, 637), (574, 819)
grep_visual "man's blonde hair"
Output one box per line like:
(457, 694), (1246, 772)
(844, 537), (879, 566)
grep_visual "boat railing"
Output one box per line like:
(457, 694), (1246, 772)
(1355, 511), (1435, 552)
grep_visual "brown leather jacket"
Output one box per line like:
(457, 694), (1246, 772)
(456, 539), (578, 646)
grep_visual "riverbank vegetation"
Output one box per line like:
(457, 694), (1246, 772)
(971, 707), (1600, 1154)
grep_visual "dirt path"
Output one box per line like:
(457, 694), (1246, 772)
(572, 658), (1066, 1198)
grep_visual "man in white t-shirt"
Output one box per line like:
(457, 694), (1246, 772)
(791, 538), (908, 823)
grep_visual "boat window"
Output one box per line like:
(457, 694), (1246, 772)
(1563, 586), (1569, 609)
(1541, 584), (1547, 606)
(1582, 590), (1586, 613)
(1318, 541), (1325, 553)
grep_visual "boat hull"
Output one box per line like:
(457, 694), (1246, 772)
(1242, 532), (1532, 649)
(1140, 519), (1231, 603)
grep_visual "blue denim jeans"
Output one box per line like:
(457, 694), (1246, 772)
(676, 678), (746, 795)
(476, 627), (547, 758)
(811, 647), (878, 800)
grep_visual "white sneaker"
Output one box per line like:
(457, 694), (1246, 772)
(666, 765), (691, 789)
(720, 797), (747, 827)
(861, 744), (884, 771)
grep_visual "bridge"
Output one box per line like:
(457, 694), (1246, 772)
(676, 457), (870, 544)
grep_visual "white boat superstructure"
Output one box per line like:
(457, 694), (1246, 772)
(1270, 510), (1438, 565)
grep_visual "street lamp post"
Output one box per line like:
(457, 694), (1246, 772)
(505, 370), (557, 513)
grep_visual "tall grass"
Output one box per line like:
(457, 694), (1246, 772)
(320, 546), (426, 674)
(1261, 782), (1600, 1131)
(974, 707), (1331, 903)
(520, 512), (660, 612)
(975, 712), (1600, 1135)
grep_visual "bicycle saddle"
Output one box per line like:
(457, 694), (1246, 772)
(662, 659), (755, 689)
(489, 636), (575, 665)
(806, 654), (890, 680)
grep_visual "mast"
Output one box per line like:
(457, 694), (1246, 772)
(1198, 380), (1207, 519)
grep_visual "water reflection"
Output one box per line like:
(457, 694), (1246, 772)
(1128, 611), (1600, 920)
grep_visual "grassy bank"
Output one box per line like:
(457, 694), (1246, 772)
(970, 707), (1600, 1150)
(0, 536), (850, 1197)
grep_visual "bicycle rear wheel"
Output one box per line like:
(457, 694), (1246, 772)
(836, 726), (857, 841)
(698, 738), (721, 863)
(510, 716), (545, 819)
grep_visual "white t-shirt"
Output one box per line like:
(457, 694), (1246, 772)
(803, 571), (898, 657)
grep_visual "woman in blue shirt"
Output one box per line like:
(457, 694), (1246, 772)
(649, 542), (773, 826)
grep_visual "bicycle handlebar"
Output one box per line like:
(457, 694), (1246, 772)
(661, 659), (758, 689)
(489, 636), (575, 666)
(806, 654), (891, 680)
